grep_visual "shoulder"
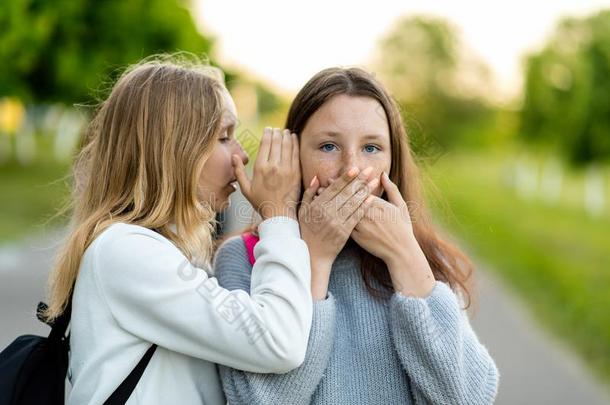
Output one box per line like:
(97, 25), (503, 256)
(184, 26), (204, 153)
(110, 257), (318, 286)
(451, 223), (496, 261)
(93, 222), (172, 251)
(88, 222), (187, 279)
(216, 234), (249, 258)
(213, 235), (252, 292)
(214, 235), (250, 272)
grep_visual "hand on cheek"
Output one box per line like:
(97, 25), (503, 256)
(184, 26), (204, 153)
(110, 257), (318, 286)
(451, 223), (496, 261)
(299, 167), (378, 300)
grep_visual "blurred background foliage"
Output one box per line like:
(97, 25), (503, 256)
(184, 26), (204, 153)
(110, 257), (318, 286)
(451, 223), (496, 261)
(0, 0), (609, 386)
(520, 10), (610, 165)
(0, 0), (215, 103)
(374, 16), (496, 155)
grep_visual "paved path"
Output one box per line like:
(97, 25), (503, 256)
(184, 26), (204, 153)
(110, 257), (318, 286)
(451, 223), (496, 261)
(1, 196), (609, 403)
(0, 229), (63, 344)
(470, 265), (610, 404)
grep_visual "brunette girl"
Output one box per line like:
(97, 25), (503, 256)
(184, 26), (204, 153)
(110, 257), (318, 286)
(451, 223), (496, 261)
(215, 67), (499, 404)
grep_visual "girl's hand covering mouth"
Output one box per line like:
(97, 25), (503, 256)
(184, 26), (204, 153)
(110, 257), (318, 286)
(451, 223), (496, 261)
(298, 167), (378, 299)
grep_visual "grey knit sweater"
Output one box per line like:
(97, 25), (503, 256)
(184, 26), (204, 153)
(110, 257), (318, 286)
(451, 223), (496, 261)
(214, 237), (499, 404)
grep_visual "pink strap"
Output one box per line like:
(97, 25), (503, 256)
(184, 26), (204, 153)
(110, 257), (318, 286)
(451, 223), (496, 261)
(241, 232), (260, 266)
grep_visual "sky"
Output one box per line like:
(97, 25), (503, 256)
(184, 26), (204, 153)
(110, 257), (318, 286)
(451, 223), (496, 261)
(194, 0), (610, 102)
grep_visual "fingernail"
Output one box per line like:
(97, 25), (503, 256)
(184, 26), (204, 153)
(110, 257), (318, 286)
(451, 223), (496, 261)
(362, 167), (373, 177)
(310, 176), (318, 188)
(348, 167), (359, 176)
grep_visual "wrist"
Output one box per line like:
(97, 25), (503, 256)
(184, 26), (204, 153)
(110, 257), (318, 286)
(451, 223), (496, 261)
(311, 276), (330, 300)
(388, 257), (436, 298)
(310, 256), (334, 273)
(260, 205), (297, 221)
(312, 286), (329, 300)
(394, 276), (436, 298)
(384, 235), (422, 267)
(310, 259), (333, 300)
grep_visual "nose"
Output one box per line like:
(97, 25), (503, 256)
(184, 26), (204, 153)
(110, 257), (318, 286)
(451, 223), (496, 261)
(234, 140), (249, 165)
(342, 150), (366, 174)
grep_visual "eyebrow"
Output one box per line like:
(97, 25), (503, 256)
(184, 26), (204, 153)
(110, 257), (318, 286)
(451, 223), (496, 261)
(221, 118), (237, 130)
(313, 131), (386, 141)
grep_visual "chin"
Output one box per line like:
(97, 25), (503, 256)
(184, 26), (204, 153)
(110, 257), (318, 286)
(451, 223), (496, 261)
(200, 192), (230, 213)
(216, 192), (233, 212)
(209, 197), (229, 213)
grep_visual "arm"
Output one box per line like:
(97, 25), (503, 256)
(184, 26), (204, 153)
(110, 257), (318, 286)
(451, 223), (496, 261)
(389, 281), (499, 405)
(214, 236), (337, 404)
(94, 217), (312, 374)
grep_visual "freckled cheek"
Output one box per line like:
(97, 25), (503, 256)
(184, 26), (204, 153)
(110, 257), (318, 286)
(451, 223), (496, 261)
(366, 158), (391, 196)
(301, 152), (341, 187)
(201, 147), (234, 191)
(223, 148), (234, 180)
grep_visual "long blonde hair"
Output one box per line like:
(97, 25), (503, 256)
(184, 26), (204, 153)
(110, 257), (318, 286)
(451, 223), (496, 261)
(44, 55), (226, 321)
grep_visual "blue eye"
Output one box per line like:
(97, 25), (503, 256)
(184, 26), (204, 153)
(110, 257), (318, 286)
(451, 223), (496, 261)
(321, 143), (337, 152)
(364, 145), (380, 153)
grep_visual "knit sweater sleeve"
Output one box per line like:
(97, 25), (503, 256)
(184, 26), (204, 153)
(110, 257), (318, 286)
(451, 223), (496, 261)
(389, 281), (499, 405)
(214, 236), (337, 405)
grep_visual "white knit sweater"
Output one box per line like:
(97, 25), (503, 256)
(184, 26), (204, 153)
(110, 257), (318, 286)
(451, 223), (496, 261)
(68, 217), (311, 404)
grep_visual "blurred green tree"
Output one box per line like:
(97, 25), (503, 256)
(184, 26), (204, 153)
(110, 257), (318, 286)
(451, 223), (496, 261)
(374, 16), (493, 156)
(0, 0), (215, 104)
(520, 10), (610, 165)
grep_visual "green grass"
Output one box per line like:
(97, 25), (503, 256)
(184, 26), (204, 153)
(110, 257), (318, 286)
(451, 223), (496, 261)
(0, 139), (71, 244)
(423, 150), (610, 383)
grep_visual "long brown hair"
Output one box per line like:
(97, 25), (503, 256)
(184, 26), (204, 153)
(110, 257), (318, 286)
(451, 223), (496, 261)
(44, 55), (226, 321)
(285, 67), (474, 307)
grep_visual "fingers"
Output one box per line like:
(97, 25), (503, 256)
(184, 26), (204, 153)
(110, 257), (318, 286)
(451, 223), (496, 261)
(232, 154), (251, 197)
(381, 172), (406, 208)
(301, 175), (319, 206)
(269, 128), (283, 164)
(281, 129), (292, 164)
(338, 176), (379, 222)
(344, 194), (375, 230)
(291, 133), (299, 169)
(317, 166), (361, 204)
(256, 127), (272, 166)
(331, 166), (374, 209)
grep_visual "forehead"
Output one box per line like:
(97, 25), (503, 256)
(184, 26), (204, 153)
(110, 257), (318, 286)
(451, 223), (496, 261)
(220, 89), (237, 125)
(304, 94), (389, 138)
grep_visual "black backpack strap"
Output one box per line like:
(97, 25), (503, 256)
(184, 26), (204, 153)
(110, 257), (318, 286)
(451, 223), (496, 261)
(103, 344), (158, 405)
(37, 296), (157, 404)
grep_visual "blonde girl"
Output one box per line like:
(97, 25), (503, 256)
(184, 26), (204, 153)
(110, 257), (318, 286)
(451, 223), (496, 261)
(44, 56), (312, 404)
